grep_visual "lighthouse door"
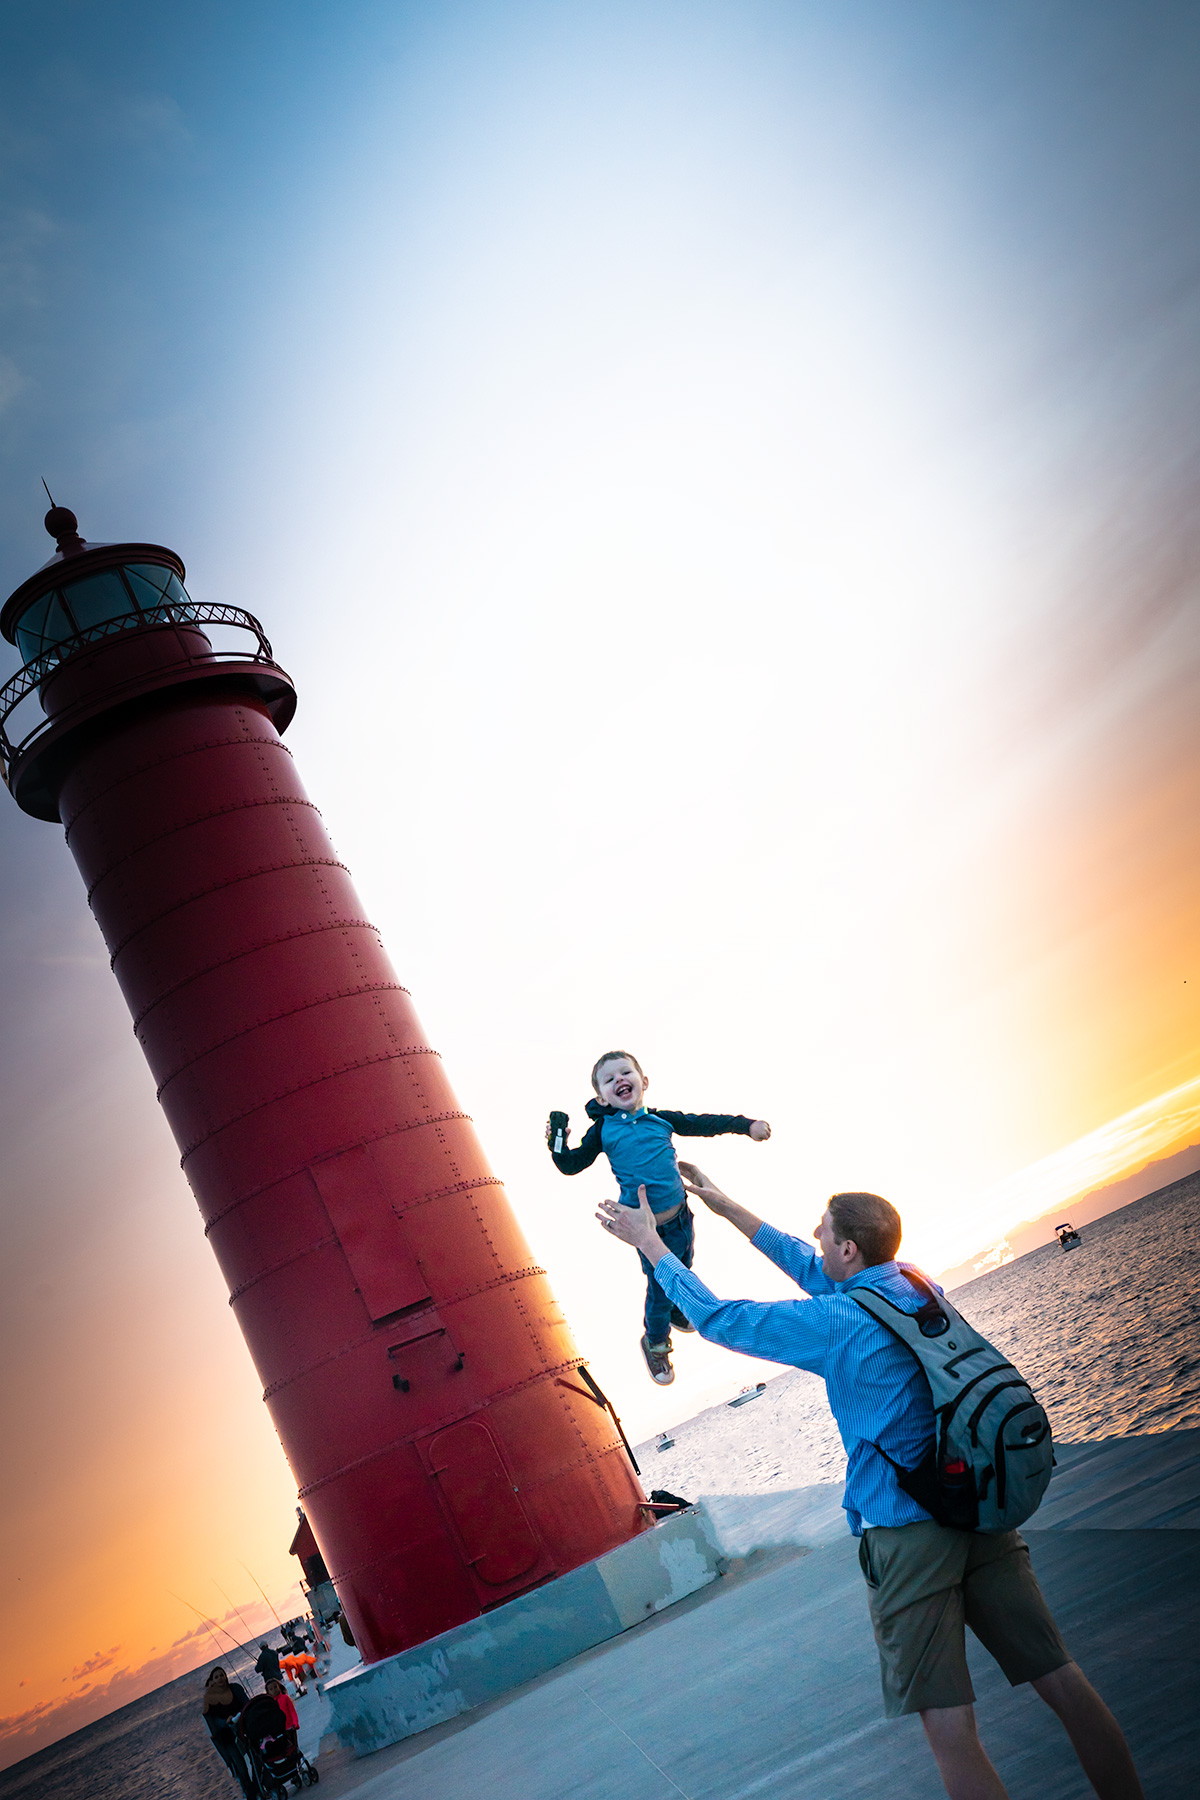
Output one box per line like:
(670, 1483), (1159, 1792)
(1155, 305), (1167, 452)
(309, 1145), (430, 1321)
(421, 1420), (548, 1595)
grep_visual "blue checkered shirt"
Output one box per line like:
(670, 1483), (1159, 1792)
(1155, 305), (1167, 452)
(653, 1222), (940, 1534)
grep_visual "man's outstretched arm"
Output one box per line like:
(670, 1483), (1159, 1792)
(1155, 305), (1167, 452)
(678, 1163), (835, 1296)
(598, 1186), (827, 1369)
(678, 1162), (764, 1239)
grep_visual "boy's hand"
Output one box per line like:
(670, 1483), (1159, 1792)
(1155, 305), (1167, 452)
(546, 1110), (570, 1150)
(596, 1185), (667, 1263)
(749, 1119), (771, 1141)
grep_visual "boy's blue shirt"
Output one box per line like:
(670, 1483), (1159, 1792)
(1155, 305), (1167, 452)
(549, 1098), (756, 1212)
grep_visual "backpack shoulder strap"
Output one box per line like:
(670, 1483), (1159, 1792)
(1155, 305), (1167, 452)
(852, 1269), (952, 1340)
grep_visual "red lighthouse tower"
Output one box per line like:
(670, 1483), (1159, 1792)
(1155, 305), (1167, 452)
(1, 508), (648, 1662)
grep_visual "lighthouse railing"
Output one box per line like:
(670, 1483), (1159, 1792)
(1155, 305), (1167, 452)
(0, 601), (280, 787)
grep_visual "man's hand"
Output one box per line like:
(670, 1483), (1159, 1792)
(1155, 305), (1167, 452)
(596, 1185), (667, 1263)
(678, 1162), (732, 1215)
(749, 1119), (771, 1141)
(679, 1163), (765, 1243)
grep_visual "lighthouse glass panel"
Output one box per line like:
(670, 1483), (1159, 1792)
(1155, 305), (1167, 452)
(125, 565), (196, 618)
(61, 570), (138, 634)
(14, 564), (197, 667)
(125, 563), (173, 601)
(15, 593), (74, 663)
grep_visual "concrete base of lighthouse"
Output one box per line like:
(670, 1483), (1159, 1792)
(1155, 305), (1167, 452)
(321, 1508), (723, 1757)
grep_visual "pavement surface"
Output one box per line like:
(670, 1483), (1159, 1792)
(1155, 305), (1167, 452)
(306, 1430), (1199, 1799)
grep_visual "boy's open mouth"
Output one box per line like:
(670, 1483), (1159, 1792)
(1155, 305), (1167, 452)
(614, 1082), (635, 1100)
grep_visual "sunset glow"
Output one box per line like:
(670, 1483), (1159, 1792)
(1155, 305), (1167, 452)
(2, 1), (1200, 1768)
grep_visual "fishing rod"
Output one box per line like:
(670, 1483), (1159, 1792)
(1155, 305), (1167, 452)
(167, 1589), (242, 1659)
(238, 1561), (285, 1629)
(213, 1579), (261, 1648)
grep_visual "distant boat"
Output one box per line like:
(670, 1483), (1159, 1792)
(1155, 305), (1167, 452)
(1055, 1221), (1083, 1252)
(727, 1382), (768, 1407)
(656, 1432), (675, 1452)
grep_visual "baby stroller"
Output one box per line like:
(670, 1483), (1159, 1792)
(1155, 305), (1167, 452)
(238, 1693), (319, 1795)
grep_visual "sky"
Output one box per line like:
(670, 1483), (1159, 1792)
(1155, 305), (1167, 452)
(2, 0), (1200, 1767)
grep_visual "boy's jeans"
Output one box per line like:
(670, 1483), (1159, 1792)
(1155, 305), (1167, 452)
(639, 1202), (696, 1343)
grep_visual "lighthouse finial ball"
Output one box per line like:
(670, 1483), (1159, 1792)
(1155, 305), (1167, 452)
(44, 505), (83, 552)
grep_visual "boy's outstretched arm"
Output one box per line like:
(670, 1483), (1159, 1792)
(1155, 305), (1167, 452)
(546, 1114), (604, 1175)
(655, 1109), (771, 1141)
(678, 1163), (764, 1240)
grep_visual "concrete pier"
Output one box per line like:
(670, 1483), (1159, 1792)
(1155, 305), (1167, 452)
(296, 1428), (1198, 1798)
(322, 1507), (723, 1756)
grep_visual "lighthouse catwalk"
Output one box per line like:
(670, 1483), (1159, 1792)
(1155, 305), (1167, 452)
(0, 507), (648, 1664)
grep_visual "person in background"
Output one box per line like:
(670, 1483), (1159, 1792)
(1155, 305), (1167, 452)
(310, 1616), (331, 1673)
(253, 1639), (282, 1685)
(201, 1666), (256, 1799)
(263, 1677), (300, 1754)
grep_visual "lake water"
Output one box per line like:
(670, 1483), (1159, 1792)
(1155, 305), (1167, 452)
(5, 1176), (1198, 1800)
(945, 1173), (1200, 1444)
(0, 1643), (265, 1800)
(640, 1174), (1200, 1503)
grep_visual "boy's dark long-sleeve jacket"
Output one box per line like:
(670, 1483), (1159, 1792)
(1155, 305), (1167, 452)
(550, 1098), (757, 1212)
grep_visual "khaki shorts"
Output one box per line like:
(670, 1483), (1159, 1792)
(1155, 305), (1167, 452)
(858, 1521), (1070, 1717)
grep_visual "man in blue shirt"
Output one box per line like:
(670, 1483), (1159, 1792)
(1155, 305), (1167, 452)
(598, 1171), (1143, 1800)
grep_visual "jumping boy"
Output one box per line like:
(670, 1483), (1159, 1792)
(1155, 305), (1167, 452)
(546, 1050), (770, 1383)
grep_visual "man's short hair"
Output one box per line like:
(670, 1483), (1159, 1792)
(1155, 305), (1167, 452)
(591, 1049), (644, 1093)
(827, 1192), (901, 1266)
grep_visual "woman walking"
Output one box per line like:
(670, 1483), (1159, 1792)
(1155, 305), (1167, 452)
(201, 1666), (257, 1797)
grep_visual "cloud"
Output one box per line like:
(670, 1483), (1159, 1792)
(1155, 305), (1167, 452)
(0, 1698), (55, 1738)
(0, 206), (58, 315)
(0, 1582), (304, 1767)
(71, 1645), (121, 1681)
(171, 1619), (219, 1649)
(0, 1656), (173, 1764)
(113, 94), (191, 153)
(972, 1239), (1014, 1276)
(952, 1072), (1200, 1267)
(0, 356), (25, 416)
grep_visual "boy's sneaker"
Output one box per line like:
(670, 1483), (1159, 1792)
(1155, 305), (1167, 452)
(670, 1307), (695, 1333)
(640, 1335), (675, 1384)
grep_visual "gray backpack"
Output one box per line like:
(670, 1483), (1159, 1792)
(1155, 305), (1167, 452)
(852, 1267), (1054, 1533)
